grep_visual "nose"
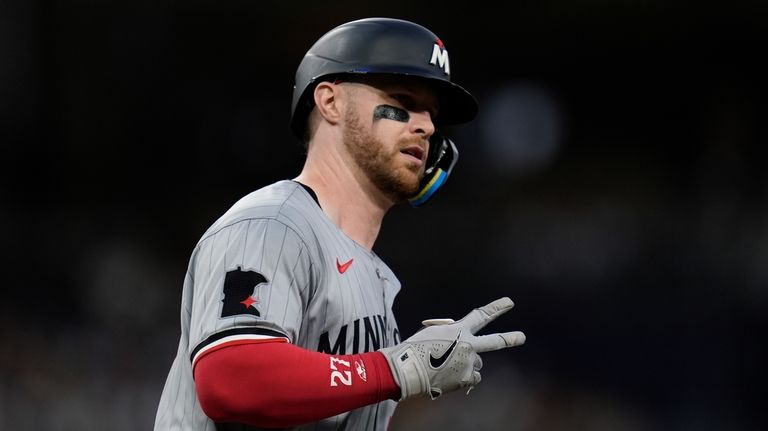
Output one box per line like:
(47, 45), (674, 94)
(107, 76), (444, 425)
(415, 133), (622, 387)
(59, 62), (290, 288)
(410, 109), (435, 139)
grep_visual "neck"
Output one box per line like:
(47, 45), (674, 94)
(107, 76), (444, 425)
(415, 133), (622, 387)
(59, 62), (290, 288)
(295, 144), (392, 251)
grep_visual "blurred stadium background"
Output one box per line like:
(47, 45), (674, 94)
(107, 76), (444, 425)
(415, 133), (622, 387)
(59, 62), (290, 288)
(1, 1), (766, 430)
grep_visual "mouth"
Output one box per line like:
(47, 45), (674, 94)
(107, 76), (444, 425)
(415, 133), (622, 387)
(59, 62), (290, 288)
(400, 145), (425, 165)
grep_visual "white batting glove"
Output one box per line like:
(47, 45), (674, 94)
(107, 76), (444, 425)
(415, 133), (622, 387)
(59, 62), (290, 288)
(379, 297), (525, 400)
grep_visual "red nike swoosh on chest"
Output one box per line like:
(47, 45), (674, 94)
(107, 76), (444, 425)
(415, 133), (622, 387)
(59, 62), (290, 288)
(336, 258), (354, 274)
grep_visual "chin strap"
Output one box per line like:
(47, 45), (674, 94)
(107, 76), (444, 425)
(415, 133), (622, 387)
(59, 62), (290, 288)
(409, 135), (459, 207)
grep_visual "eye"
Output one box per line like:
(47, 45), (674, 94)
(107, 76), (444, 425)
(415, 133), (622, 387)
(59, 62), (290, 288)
(391, 94), (410, 106)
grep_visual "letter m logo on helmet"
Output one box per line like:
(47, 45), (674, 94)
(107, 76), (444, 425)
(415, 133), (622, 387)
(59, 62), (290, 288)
(429, 39), (450, 75)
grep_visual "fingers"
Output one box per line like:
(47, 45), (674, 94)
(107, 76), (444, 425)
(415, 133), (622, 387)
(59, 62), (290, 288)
(472, 371), (481, 386)
(421, 318), (456, 326)
(465, 371), (481, 395)
(457, 297), (515, 334)
(473, 354), (483, 371)
(472, 331), (526, 353)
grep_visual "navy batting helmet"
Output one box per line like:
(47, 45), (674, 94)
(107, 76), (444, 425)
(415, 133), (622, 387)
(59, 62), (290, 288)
(289, 17), (478, 140)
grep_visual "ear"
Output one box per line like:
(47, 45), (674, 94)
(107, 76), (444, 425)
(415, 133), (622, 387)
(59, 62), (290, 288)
(313, 82), (342, 126)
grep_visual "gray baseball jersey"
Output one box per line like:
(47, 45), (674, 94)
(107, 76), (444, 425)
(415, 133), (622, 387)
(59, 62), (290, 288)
(154, 180), (402, 431)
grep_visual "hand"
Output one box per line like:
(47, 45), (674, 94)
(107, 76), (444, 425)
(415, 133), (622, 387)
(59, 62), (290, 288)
(379, 297), (525, 400)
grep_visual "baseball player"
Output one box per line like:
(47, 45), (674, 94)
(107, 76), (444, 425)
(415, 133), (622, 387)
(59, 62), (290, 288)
(154, 17), (525, 430)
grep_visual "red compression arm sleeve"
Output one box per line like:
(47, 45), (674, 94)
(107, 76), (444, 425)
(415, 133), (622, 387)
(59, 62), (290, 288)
(193, 340), (400, 428)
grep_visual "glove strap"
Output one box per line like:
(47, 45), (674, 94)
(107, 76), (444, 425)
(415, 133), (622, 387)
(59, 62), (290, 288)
(381, 344), (432, 400)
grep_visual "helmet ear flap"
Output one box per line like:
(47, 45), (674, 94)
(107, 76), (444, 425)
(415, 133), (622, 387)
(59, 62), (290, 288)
(408, 134), (459, 207)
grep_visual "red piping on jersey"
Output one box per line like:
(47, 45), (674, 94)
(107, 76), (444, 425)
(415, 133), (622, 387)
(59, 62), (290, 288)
(194, 341), (400, 427)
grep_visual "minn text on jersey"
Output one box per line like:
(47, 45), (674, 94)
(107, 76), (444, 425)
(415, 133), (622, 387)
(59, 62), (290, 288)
(318, 315), (401, 355)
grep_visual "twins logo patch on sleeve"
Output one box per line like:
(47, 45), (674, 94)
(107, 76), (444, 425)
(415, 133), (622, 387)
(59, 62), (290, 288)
(221, 267), (267, 318)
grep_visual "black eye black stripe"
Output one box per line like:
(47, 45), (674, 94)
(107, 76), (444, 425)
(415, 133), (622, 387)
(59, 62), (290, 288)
(373, 104), (410, 123)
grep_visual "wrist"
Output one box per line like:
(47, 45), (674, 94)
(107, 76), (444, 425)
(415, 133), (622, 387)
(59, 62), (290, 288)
(368, 351), (402, 400)
(379, 344), (430, 401)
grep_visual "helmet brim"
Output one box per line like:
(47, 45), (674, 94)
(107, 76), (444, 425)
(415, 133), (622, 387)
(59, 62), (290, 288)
(353, 68), (478, 125)
(291, 70), (478, 139)
(428, 77), (478, 126)
(334, 68), (478, 126)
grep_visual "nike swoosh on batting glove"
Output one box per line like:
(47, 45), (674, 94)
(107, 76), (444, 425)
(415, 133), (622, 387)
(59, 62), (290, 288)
(378, 297), (525, 400)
